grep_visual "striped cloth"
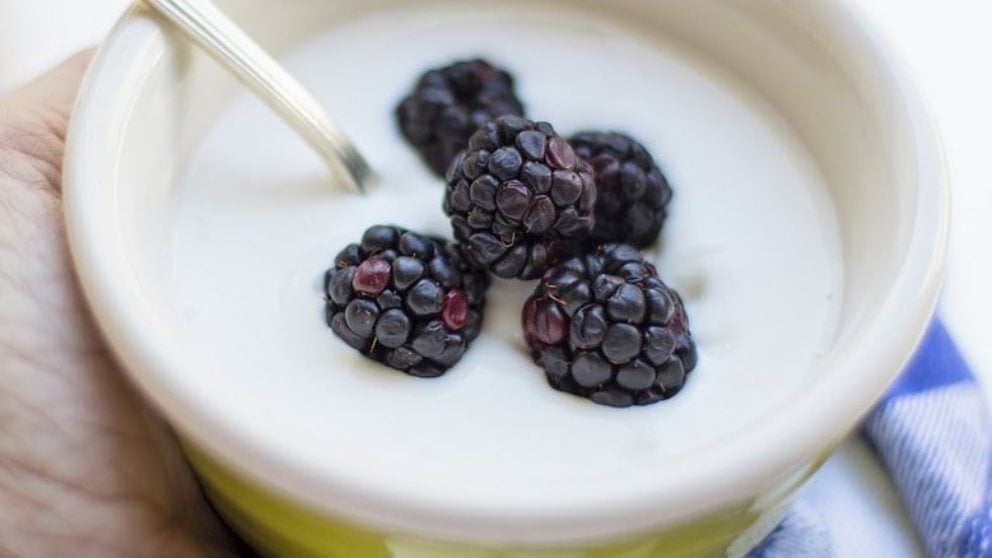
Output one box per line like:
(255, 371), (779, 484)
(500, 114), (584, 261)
(748, 320), (992, 558)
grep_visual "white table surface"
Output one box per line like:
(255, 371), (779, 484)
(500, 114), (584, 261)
(3, 2), (989, 556)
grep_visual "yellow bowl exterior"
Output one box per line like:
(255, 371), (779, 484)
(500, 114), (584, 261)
(185, 442), (830, 558)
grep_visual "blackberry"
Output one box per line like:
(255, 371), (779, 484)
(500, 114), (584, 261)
(521, 244), (697, 407)
(397, 59), (526, 176)
(324, 225), (489, 377)
(444, 116), (597, 280)
(570, 131), (672, 248)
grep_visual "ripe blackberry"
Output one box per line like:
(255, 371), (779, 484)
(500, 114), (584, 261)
(397, 59), (526, 176)
(521, 244), (697, 407)
(324, 225), (489, 377)
(444, 116), (597, 280)
(570, 131), (672, 248)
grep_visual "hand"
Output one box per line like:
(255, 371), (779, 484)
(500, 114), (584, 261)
(0, 53), (245, 557)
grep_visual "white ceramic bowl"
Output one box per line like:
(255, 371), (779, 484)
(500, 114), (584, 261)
(64, 1), (947, 556)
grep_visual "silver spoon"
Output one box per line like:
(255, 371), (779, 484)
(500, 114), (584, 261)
(141, 0), (373, 193)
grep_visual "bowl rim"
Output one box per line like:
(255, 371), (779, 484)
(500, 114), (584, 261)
(62, 0), (949, 546)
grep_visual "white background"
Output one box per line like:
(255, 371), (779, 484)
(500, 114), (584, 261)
(1, 1), (989, 556)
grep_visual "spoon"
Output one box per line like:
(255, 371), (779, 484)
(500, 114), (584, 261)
(141, 0), (373, 193)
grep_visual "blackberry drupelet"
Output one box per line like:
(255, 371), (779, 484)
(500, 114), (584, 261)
(570, 131), (672, 248)
(444, 115), (597, 280)
(324, 225), (489, 377)
(521, 244), (697, 407)
(397, 59), (525, 176)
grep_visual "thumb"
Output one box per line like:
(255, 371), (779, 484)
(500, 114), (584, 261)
(5, 48), (96, 120)
(0, 49), (96, 190)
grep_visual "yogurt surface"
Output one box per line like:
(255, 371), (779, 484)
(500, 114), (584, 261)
(167, 4), (843, 507)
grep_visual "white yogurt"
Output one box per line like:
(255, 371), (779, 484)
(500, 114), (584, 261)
(167, 4), (842, 507)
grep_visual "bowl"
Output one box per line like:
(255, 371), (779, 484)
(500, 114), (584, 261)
(63, 0), (947, 556)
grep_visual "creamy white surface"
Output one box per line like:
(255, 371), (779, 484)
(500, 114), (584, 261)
(167, 5), (843, 503)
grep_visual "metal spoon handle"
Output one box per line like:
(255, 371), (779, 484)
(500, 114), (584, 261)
(141, 0), (372, 193)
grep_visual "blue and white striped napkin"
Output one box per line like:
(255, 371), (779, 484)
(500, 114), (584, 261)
(749, 320), (992, 558)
